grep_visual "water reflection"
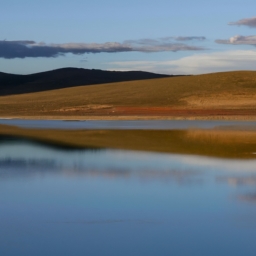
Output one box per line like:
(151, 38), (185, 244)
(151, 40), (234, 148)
(217, 176), (256, 187)
(1, 119), (256, 130)
(217, 176), (256, 204)
(2, 126), (256, 159)
(0, 134), (100, 151)
(238, 193), (256, 203)
(0, 138), (202, 184)
(1, 138), (256, 256)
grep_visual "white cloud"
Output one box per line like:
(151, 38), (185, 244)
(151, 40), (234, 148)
(108, 50), (256, 75)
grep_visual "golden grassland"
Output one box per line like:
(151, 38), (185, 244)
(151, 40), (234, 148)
(1, 124), (256, 159)
(0, 71), (256, 119)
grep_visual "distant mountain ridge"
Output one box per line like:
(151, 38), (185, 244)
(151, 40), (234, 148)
(0, 67), (172, 96)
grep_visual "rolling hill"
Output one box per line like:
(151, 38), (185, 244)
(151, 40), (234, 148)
(0, 67), (171, 96)
(0, 70), (256, 119)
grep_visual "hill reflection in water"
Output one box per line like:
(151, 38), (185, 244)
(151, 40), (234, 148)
(1, 136), (256, 256)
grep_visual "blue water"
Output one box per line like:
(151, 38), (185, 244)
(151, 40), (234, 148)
(1, 139), (256, 256)
(1, 119), (256, 130)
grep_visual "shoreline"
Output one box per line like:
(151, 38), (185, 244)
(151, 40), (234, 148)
(1, 115), (256, 121)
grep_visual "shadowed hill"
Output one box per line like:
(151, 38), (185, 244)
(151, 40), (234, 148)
(0, 67), (171, 96)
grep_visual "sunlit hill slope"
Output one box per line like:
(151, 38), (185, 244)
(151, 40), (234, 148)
(0, 70), (256, 118)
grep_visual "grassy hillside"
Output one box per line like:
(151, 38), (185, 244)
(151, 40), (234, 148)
(0, 71), (256, 118)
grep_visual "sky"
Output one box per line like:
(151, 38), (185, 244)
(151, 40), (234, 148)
(1, 0), (256, 75)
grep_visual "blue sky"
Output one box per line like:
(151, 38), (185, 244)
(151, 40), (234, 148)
(1, 0), (256, 74)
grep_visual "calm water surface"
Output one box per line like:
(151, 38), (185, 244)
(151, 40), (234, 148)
(1, 137), (256, 256)
(1, 119), (256, 130)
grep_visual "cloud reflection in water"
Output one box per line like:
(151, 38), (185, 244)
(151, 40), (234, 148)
(1, 137), (256, 255)
(1, 137), (256, 201)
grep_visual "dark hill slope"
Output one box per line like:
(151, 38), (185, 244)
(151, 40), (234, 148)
(0, 68), (171, 96)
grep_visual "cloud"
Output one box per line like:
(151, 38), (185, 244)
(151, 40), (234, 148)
(160, 36), (206, 41)
(229, 16), (256, 28)
(0, 38), (206, 59)
(0, 40), (132, 59)
(215, 35), (256, 45)
(174, 36), (206, 41)
(108, 50), (256, 75)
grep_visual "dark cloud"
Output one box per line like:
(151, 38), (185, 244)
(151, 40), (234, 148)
(0, 38), (206, 59)
(229, 17), (256, 28)
(0, 40), (62, 58)
(0, 40), (132, 59)
(215, 35), (256, 46)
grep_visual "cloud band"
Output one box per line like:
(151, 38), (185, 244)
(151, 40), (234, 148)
(0, 38), (206, 59)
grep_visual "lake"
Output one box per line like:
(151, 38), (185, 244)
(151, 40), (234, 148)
(1, 118), (256, 130)
(1, 120), (256, 256)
